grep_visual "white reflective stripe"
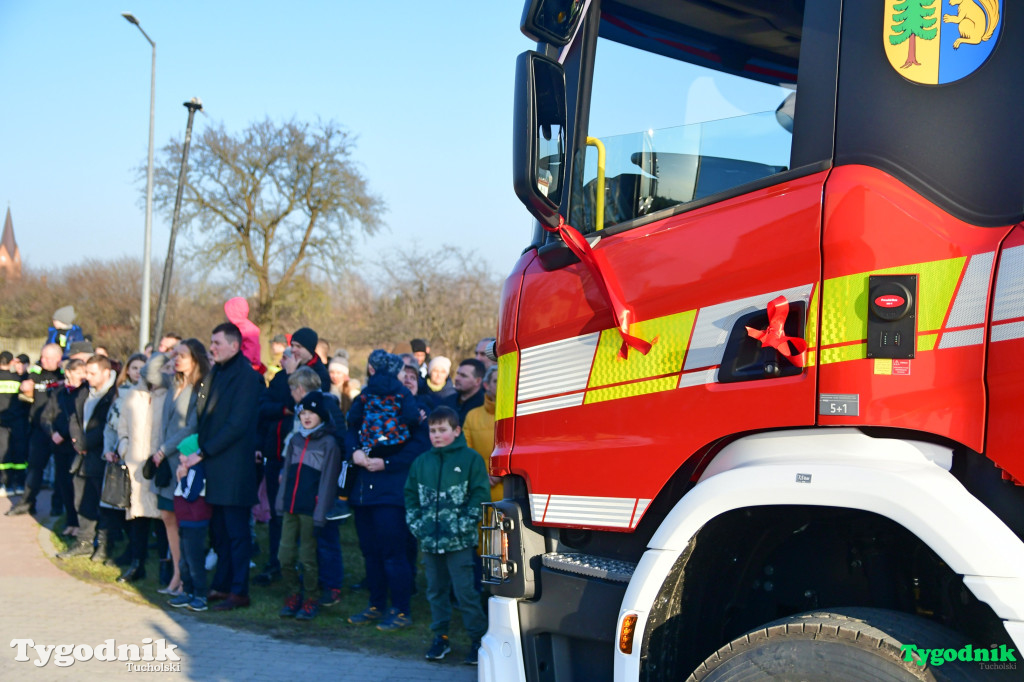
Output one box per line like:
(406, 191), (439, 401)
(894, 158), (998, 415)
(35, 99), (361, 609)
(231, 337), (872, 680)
(993, 245), (1024, 322)
(946, 252), (994, 328)
(517, 333), (598, 401)
(529, 494), (549, 523)
(684, 284), (813, 370)
(516, 393), (585, 416)
(631, 499), (652, 528)
(992, 321), (1024, 342)
(938, 328), (985, 349)
(677, 368), (717, 389)
(542, 495), (637, 528)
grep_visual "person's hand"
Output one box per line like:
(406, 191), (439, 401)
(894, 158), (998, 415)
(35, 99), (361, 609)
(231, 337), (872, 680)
(176, 463), (188, 481)
(182, 453), (202, 468)
(352, 449), (368, 467)
(365, 457), (385, 473)
(103, 452), (118, 463)
(153, 450), (164, 466)
(255, 450), (263, 464)
(52, 432), (64, 445)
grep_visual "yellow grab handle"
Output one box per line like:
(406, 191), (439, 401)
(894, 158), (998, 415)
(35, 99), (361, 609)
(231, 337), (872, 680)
(587, 136), (606, 231)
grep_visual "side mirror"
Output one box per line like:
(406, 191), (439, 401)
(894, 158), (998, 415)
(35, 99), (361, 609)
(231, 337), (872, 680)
(521, 0), (586, 46)
(513, 51), (566, 228)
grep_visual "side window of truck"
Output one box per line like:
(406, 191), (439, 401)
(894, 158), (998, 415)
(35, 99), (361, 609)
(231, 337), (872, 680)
(570, 30), (797, 233)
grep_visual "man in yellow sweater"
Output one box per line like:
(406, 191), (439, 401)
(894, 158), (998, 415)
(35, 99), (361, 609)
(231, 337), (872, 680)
(463, 366), (500, 502)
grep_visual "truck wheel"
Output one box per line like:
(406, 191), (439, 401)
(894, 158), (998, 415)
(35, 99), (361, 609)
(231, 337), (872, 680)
(686, 608), (989, 681)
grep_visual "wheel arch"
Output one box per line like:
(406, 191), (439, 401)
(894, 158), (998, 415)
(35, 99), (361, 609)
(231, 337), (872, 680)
(614, 428), (1024, 681)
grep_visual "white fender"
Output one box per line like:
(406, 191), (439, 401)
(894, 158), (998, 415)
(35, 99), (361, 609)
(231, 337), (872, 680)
(614, 428), (1024, 681)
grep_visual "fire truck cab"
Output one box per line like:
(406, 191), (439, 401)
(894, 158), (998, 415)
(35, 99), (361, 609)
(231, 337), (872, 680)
(480, 0), (1024, 680)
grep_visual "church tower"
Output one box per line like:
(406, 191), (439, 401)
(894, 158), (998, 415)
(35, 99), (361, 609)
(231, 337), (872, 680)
(0, 207), (22, 279)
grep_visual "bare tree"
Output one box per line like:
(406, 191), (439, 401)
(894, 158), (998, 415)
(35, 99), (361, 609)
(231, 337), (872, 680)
(151, 117), (385, 332)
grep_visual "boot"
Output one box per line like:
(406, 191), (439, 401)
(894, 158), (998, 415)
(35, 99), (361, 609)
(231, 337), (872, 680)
(5, 501), (34, 516)
(106, 548), (132, 568)
(57, 539), (95, 560)
(90, 529), (111, 563)
(117, 560), (146, 583)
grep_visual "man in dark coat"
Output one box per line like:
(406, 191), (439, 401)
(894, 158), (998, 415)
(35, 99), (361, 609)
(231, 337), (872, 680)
(57, 355), (116, 560)
(182, 322), (263, 611)
(289, 327), (330, 390)
(444, 358), (486, 425)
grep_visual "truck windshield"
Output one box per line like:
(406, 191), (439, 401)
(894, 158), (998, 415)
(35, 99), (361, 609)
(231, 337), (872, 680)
(569, 25), (797, 233)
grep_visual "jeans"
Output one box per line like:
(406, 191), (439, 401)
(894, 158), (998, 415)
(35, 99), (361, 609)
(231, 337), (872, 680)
(317, 520), (343, 590)
(353, 505), (413, 614)
(179, 524), (209, 598)
(423, 547), (488, 641)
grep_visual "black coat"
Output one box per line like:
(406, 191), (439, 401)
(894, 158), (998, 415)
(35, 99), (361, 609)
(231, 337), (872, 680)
(258, 368), (294, 464)
(196, 351), (264, 507)
(69, 382), (116, 478)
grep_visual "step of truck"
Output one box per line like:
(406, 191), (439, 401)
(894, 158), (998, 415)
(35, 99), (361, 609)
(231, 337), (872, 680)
(541, 552), (637, 583)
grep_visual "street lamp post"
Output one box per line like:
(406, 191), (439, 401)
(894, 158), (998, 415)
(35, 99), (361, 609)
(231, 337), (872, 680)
(122, 11), (155, 352)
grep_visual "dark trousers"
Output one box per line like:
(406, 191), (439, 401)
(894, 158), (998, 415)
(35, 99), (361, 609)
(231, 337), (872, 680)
(179, 524), (209, 598)
(19, 433), (53, 507)
(127, 517), (151, 562)
(210, 504), (252, 597)
(0, 422), (28, 488)
(353, 504), (413, 614)
(316, 520), (344, 591)
(263, 458), (283, 570)
(423, 547), (488, 642)
(52, 449), (77, 524)
(72, 474), (102, 542)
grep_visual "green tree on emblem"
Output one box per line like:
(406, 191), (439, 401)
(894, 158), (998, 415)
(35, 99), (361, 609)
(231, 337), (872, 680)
(890, 0), (938, 68)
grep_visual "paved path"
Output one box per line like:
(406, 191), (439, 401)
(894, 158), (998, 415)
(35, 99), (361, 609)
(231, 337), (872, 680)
(0, 493), (477, 681)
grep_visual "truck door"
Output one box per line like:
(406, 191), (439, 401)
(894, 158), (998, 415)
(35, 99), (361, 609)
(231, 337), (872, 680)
(505, 0), (840, 531)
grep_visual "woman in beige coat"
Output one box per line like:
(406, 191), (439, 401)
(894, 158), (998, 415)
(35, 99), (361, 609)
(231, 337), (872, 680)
(109, 361), (165, 582)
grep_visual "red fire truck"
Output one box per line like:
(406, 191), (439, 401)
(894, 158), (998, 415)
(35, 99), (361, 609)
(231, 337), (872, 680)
(479, 0), (1023, 680)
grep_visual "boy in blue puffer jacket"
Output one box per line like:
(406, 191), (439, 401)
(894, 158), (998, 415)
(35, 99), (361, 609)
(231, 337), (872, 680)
(404, 406), (490, 665)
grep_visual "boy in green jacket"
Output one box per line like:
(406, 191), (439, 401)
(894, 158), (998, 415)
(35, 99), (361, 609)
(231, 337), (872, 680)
(405, 405), (490, 665)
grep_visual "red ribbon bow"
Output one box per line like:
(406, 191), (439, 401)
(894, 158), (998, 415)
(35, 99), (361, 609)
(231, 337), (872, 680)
(543, 216), (652, 359)
(745, 296), (807, 368)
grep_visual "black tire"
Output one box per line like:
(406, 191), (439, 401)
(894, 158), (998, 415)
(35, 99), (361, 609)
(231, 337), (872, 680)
(686, 608), (1011, 681)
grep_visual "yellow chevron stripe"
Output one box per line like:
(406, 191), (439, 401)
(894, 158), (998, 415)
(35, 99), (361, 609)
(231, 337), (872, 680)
(584, 375), (678, 405)
(495, 351), (518, 421)
(587, 310), (696, 388)
(820, 257), (964, 365)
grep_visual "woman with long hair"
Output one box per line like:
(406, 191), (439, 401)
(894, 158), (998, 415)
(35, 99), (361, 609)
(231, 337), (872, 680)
(145, 338), (210, 594)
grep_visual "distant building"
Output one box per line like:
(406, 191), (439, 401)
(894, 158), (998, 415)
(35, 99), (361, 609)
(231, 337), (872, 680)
(0, 207), (21, 280)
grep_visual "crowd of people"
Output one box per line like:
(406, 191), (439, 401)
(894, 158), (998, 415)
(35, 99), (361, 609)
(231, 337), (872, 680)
(0, 303), (501, 665)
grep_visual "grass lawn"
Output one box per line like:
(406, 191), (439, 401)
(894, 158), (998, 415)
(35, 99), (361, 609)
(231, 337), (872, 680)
(47, 514), (479, 661)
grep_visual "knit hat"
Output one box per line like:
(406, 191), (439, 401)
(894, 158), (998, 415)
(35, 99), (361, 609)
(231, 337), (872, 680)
(428, 356), (451, 373)
(291, 327), (318, 354)
(410, 338), (428, 353)
(178, 434), (199, 456)
(16, 353), (30, 366)
(270, 334), (288, 345)
(298, 390), (331, 424)
(368, 349), (403, 377)
(52, 305), (76, 327)
(328, 356), (349, 372)
(67, 340), (94, 357)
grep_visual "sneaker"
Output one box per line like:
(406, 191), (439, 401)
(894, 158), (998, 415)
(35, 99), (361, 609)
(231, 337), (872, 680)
(318, 588), (342, 607)
(279, 593), (302, 618)
(186, 597), (208, 612)
(347, 605), (384, 625)
(5, 502), (33, 516)
(376, 607), (412, 631)
(425, 635), (451, 661)
(295, 598), (319, 621)
(325, 498), (352, 522)
(167, 592), (193, 608)
(464, 640), (480, 665)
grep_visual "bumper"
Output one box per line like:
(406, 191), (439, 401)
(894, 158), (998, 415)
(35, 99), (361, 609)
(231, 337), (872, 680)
(480, 596), (528, 682)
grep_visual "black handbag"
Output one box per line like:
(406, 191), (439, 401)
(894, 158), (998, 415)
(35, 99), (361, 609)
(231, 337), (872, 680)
(100, 460), (131, 509)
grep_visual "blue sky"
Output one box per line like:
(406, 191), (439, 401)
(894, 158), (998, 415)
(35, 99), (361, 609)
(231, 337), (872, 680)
(0, 1), (531, 280)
